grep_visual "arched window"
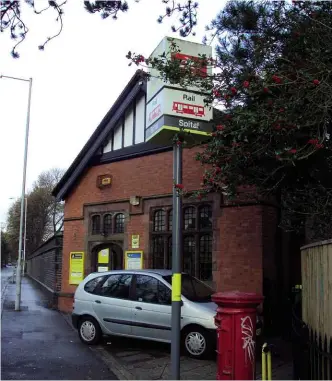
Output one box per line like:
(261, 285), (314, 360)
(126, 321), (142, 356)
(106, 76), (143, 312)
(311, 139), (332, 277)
(183, 206), (196, 230)
(103, 214), (112, 235)
(92, 215), (101, 235)
(114, 213), (125, 233)
(199, 234), (212, 281)
(199, 205), (212, 229)
(153, 210), (166, 232)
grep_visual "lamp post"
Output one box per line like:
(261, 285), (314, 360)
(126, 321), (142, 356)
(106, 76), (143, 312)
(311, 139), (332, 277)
(1, 75), (33, 311)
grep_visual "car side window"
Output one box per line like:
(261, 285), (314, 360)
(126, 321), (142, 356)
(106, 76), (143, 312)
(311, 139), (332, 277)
(135, 275), (171, 305)
(97, 274), (133, 299)
(84, 276), (107, 294)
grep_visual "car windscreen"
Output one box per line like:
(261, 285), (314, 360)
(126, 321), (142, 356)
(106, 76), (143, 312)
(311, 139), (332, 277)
(162, 274), (214, 302)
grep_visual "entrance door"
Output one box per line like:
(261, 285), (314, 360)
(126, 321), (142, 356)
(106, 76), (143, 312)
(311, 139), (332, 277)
(95, 244), (123, 273)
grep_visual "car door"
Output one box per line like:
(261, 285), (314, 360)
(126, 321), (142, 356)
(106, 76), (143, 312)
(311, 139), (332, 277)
(132, 274), (172, 342)
(92, 273), (134, 336)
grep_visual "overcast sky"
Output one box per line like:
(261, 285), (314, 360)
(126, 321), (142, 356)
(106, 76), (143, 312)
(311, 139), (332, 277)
(0, 0), (224, 225)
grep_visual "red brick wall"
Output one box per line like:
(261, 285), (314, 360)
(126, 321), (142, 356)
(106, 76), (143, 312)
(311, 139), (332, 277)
(215, 205), (263, 294)
(65, 148), (204, 218)
(59, 148), (268, 312)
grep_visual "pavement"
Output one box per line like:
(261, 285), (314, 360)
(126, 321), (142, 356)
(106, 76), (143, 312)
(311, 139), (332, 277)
(1, 269), (294, 380)
(1, 271), (117, 380)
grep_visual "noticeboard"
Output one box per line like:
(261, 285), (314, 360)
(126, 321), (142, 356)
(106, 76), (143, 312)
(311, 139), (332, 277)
(98, 248), (109, 264)
(69, 252), (84, 285)
(124, 251), (143, 270)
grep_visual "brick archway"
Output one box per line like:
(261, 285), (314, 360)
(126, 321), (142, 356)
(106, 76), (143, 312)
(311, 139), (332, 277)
(91, 242), (123, 272)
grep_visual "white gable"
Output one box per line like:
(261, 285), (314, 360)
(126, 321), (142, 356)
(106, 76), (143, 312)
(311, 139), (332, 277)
(102, 93), (146, 154)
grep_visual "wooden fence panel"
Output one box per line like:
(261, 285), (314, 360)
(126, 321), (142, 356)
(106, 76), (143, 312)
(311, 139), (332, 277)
(301, 239), (332, 340)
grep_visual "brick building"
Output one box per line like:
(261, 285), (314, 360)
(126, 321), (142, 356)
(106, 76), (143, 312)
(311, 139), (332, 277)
(53, 70), (298, 315)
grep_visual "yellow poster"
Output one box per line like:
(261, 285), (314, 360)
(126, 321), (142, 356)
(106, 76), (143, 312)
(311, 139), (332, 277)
(131, 235), (140, 249)
(98, 248), (109, 264)
(69, 252), (84, 285)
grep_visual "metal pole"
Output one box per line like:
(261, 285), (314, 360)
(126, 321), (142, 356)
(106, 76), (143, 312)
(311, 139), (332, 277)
(15, 78), (33, 311)
(171, 142), (183, 380)
(0, 225), (2, 267)
(22, 197), (27, 276)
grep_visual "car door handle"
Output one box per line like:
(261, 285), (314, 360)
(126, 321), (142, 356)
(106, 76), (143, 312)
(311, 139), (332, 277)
(95, 300), (101, 304)
(135, 306), (142, 310)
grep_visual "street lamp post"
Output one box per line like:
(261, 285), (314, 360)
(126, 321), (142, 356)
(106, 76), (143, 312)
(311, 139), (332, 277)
(1, 75), (33, 311)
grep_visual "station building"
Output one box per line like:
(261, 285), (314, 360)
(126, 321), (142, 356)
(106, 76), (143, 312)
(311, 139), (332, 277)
(53, 70), (298, 314)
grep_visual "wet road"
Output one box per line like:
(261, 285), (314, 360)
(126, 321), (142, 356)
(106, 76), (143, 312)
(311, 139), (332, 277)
(1, 275), (117, 380)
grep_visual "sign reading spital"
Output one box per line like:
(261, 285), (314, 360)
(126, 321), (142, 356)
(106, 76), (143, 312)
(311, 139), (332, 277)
(145, 37), (213, 145)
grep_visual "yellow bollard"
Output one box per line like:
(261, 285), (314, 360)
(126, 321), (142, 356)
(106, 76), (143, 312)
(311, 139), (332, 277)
(262, 343), (267, 380)
(267, 350), (272, 380)
(262, 343), (272, 380)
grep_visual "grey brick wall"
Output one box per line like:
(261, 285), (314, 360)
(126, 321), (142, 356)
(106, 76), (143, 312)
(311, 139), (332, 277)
(26, 233), (63, 307)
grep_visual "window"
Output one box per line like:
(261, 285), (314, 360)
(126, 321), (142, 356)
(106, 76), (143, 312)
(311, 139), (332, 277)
(199, 205), (212, 229)
(184, 207), (196, 230)
(183, 235), (195, 275)
(104, 214), (112, 235)
(135, 275), (171, 305)
(92, 215), (101, 235)
(115, 213), (125, 233)
(98, 274), (132, 299)
(84, 276), (107, 294)
(153, 210), (166, 232)
(168, 210), (173, 231)
(150, 203), (213, 281)
(152, 236), (164, 268)
(199, 234), (213, 281)
(163, 273), (213, 302)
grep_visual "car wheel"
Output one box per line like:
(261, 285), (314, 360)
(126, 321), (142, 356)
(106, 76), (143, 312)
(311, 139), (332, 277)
(78, 317), (101, 345)
(182, 326), (211, 359)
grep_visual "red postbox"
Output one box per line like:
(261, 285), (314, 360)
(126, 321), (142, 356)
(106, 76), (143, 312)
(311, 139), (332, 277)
(212, 291), (264, 380)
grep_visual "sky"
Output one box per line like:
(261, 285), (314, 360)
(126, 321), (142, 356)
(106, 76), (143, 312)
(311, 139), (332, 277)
(0, 0), (225, 225)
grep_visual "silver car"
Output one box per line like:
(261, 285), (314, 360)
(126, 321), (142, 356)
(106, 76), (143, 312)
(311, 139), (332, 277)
(72, 269), (218, 358)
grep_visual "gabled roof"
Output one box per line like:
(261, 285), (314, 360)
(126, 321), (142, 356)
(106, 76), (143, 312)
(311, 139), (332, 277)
(52, 70), (147, 201)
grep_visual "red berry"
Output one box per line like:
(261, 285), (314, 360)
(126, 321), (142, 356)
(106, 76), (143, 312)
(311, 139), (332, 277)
(216, 125), (224, 131)
(174, 183), (184, 190)
(231, 87), (237, 94)
(288, 149), (297, 154)
(243, 81), (250, 88)
(308, 138), (319, 145)
(263, 87), (269, 93)
(313, 79), (320, 85)
(272, 75), (282, 84)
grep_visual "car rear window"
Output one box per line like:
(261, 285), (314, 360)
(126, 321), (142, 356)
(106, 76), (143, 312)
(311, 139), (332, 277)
(84, 276), (107, 294)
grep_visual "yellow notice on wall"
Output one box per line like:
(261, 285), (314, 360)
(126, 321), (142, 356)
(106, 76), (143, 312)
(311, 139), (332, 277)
(98, 248), (109, 264)
(69, 252), (84, 285)
(131, 235), (140, 249)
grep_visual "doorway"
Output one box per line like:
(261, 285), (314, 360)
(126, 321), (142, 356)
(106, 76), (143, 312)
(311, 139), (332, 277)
(93, 243), (123, 272)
